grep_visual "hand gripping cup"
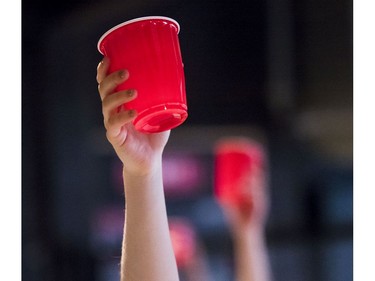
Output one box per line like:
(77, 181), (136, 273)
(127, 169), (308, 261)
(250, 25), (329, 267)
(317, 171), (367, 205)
(97, 16), (188, 133)
(214, 138), (265, 209)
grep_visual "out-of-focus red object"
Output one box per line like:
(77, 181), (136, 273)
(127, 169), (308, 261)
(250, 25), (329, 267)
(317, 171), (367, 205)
(98, 16), (188, 133)
(169, 218), (197, 269)
(214, 138), (265, 209)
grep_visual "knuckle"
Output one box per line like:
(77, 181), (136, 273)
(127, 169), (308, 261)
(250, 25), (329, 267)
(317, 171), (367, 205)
(97, 83), (105, 99)
(101, 95), (109, 109)
(103, 117), (111, 130)
(101, 107), (107, 119)
(105, 130), (113, 142)
(96, 71), (103, 84)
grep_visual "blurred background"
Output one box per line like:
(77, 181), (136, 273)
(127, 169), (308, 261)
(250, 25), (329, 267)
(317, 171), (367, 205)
(22, 0), (353, 280)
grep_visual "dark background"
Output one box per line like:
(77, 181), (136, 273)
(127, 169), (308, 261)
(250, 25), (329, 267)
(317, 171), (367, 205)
(22, 0), (353, 280)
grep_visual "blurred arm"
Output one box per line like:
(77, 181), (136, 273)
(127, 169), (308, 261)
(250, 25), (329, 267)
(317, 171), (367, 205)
(221, 166), (272, 281)
(232, 226), (272, 281)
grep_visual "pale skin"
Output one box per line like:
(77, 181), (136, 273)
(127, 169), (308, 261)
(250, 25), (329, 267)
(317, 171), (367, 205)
(220, 165), (272, 281)
(96, 57), (179, 281)
(97, 56), (272, 281)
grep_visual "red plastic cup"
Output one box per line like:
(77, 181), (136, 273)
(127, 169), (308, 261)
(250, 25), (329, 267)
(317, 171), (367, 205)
(214, 138), (265, 208)
(97, 16), (188, 133)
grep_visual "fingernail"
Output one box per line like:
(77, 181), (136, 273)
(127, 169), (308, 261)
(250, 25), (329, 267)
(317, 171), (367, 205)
(100, 57), (109, 65)
(126, 89), (136, 97)
(128, 110), (136, 117)
(119, 70), (127, 79)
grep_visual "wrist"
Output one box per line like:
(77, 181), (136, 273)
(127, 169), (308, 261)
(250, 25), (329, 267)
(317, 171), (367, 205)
(233, 224), (266, 243)
(122, 152), (163, 178)
(122, 155), (163, 190)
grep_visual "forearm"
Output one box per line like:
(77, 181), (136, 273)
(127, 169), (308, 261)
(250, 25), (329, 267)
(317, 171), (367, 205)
(233, 228), (272, 281)
(120, 157), (179, 281)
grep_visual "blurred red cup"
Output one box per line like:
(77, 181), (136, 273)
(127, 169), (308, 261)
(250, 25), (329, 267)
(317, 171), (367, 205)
(97, 16), (188, 133)
(214, 138), (265, 208)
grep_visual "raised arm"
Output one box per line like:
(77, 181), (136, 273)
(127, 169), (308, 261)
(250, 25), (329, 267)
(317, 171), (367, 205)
(220, 165), (272, 281)
(96, 57), (179, 281)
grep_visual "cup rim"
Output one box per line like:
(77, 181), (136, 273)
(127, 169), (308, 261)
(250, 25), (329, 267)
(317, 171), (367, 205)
(214, 138), (264, 154)
(97, 16), (180, 54)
